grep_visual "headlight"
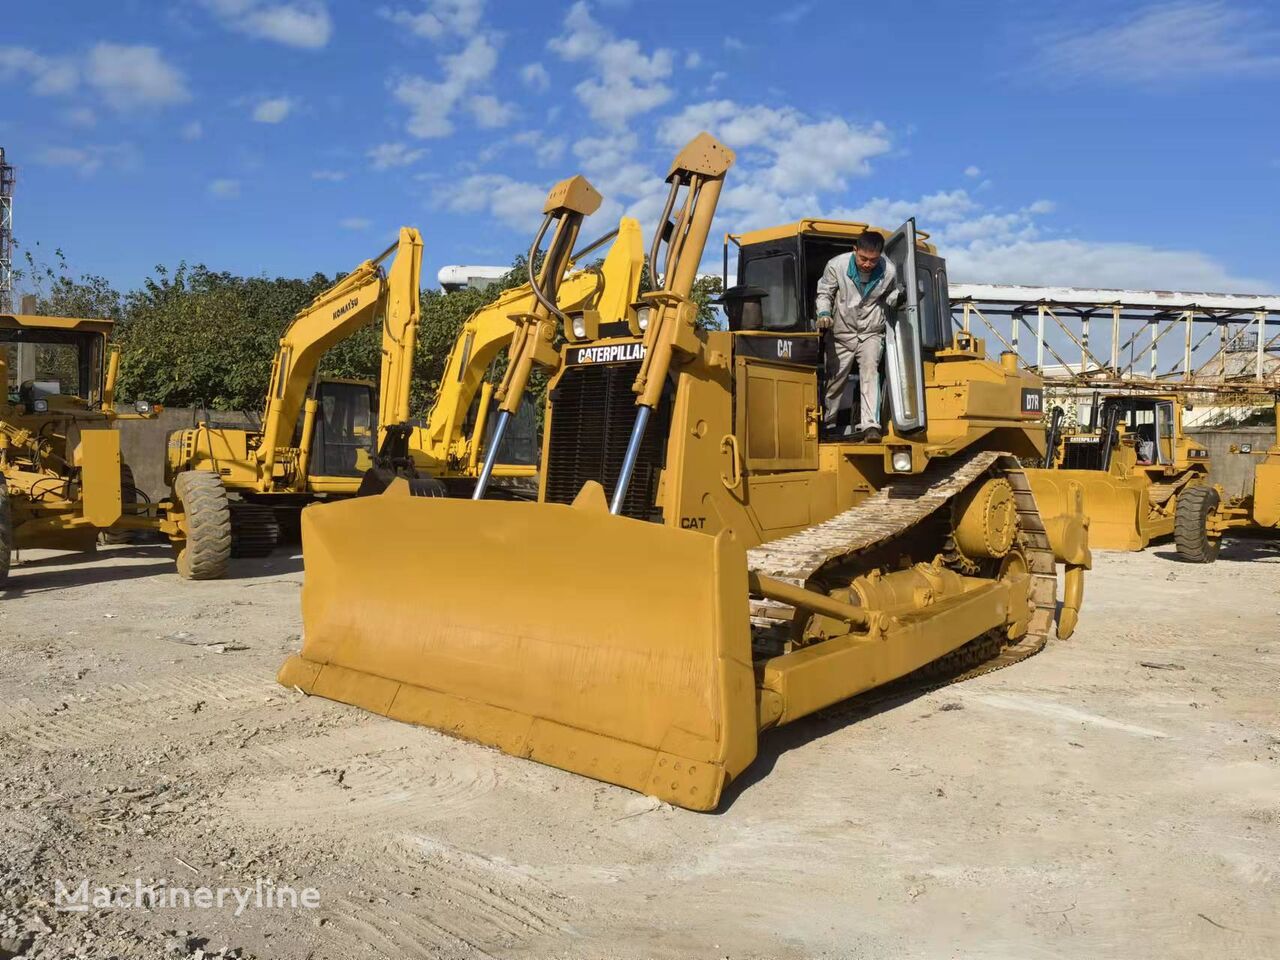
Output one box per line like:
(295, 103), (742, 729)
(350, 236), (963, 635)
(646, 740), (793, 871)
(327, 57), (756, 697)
(1240, 443), (1252, 454)
(891, 449), (913, 473)
(571, 314), (587, 340)
(636, 305), (651, 331)
(134, 400), (153, 415)
(32, 399), (48, 413)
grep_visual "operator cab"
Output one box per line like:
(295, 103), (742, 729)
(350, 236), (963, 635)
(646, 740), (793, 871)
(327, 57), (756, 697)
(725, 218), (949, 438)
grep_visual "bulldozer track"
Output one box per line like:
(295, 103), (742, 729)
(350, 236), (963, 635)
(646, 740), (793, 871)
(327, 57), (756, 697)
(747, 450), (1058, 686)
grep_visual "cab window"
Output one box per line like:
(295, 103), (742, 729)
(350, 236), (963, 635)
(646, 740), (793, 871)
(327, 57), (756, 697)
(741, 253), (798, 331)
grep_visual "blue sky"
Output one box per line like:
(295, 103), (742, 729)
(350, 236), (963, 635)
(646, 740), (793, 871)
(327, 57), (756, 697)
(2, 0), (1277, 297)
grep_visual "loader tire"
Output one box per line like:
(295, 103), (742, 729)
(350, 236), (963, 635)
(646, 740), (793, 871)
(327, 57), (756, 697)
(229, 501), (281, 558)
(99, 464), (139, 545)
(0, 484), (11, 587)
(173, 471), (231, 580)
(1174, 484), (1220, 564)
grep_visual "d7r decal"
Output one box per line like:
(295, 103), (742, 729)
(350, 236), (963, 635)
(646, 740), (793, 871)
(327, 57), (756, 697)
(1021, 388), (1044, 416)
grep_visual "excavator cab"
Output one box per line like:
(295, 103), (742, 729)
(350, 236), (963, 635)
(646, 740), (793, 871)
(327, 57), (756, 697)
(305, 379), (377, 479)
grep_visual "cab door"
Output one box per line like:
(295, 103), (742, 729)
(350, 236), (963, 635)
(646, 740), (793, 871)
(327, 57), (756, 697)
(733, 332), (821, 472)
(883, 219), (928, 434)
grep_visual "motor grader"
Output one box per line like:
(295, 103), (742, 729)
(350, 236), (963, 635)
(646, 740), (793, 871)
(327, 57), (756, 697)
(279, 132), (1091, 812)
(1025, 392), (1216, 556)
(0, 310), (227, 584)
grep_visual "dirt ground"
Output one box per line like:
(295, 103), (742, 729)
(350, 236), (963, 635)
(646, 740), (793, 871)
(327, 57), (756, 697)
(1, 535), (1278, 960)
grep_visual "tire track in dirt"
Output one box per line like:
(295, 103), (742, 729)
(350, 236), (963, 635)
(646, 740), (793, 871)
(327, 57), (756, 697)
(319, 836), (577, 960)
(216, 725), (501, 833)
(0, 671), (277, 751)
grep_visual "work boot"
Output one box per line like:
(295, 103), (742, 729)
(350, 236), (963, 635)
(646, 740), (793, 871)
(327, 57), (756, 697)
(862, 427), (883, 443)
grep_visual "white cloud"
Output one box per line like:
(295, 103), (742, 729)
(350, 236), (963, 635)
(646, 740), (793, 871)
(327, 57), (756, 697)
(208, 178), (241, 198)
(368, 141), (426, 169)
(181, 120), (205, 141)
(439, 174), (547, 231)
(378, 0), (484, 40)
(392, 33), (500, 138)
(469, 93), (514, 128)
(36, 143), (137, 176)
(1025, 199), (1056, 215)
(65, 107), (97, 128)
(513, 130), (567, 166)
(202, 0), (332, 49)
(1040, 1), (1280, 85)
(723, 37), (746, 51)
(659, 100), (891, 223)
(964, 165), (981, 178)
(0, 46), (78, 95)
(548, 2), (674, 127)
(520, 62), (550, 92)
(251, 96), (295, 123)
(339, 217), (372, 230)
(775, 3), (812, 24)
(311, 169), (347, 181)
(948, 238), (1269, 291)
(84, 43), (190, 110)
(684, 50), (701, 68)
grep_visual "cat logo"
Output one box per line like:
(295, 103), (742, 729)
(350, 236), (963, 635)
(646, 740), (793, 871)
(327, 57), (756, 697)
(777, 339), (793, 360)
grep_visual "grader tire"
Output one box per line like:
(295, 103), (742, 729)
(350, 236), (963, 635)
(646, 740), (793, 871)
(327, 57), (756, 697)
(173, 471), (231, 580)
(0, 484), (11, 587)
(1174, 484), (1220, 564)
(99, 464), (139, 546)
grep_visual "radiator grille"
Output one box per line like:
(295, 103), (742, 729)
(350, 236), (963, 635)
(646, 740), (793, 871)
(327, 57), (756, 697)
(544, 361), (667, 521)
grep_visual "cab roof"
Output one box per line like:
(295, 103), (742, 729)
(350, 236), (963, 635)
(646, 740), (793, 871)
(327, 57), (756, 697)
(0, 313), (115, 336)
(729, 218), (936, 253)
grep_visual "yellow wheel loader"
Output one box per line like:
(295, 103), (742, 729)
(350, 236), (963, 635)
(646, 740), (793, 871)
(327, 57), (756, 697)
(1026, 392), (1214, 554)
(1185, 397), (1280, 561)
(279, 133), (1091, 812)
(0, 311), (226, 583)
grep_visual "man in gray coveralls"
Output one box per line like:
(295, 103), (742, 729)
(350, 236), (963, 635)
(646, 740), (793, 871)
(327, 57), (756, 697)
(815, 232), (903, 442)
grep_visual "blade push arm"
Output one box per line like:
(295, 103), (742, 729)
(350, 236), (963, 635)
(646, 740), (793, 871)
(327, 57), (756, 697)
(472, 175), (603, 498)
(418, 216), (644, 474)
(611, 132), (736, 514)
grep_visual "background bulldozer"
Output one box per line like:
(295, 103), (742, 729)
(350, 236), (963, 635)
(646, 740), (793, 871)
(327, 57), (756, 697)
(0, 310), (227, 584)
(280, 133), (1091, 812)
(1025, 392), (1216, 557)
(1188, 395), (1280, 561)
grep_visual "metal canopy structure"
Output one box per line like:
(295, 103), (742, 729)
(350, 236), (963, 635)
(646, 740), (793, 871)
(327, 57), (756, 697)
(949, 282), (1280, 397)
(0, 148), (13, 313)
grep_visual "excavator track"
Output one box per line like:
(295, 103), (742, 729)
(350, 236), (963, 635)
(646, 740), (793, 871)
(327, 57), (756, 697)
(747, 451), (1059, 686)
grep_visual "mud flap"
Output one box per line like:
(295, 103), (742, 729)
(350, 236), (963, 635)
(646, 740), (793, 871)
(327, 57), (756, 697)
(279, 483), (759, 811)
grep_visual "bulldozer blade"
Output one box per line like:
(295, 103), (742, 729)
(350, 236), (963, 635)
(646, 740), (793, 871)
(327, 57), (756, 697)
(279, 483), (759, 811)
(1026, 469), (1145, 552)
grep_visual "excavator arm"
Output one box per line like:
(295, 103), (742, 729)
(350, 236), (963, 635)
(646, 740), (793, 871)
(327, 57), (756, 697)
(414, 214), (644, 476)
(255, 228), (423, 485)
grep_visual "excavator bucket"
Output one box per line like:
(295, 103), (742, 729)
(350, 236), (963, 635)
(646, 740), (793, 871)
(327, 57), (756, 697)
(279, 482), (759, 811)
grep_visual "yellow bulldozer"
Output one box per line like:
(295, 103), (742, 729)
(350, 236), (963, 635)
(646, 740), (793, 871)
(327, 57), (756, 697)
(279, 133), (1091, 812)
(0, 310), (228, 584)
(1025, 391), (1216, 556)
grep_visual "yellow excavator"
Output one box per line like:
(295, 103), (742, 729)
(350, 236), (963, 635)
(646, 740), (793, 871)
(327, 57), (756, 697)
(279, 133), (1091, 812)
(1026, 392), (1215, 555)
(165, 228), (426, 569)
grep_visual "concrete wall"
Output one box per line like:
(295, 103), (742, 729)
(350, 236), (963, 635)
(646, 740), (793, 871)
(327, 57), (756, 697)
(115, 407), (253, 501)
(1187, 427), (1275, 499)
